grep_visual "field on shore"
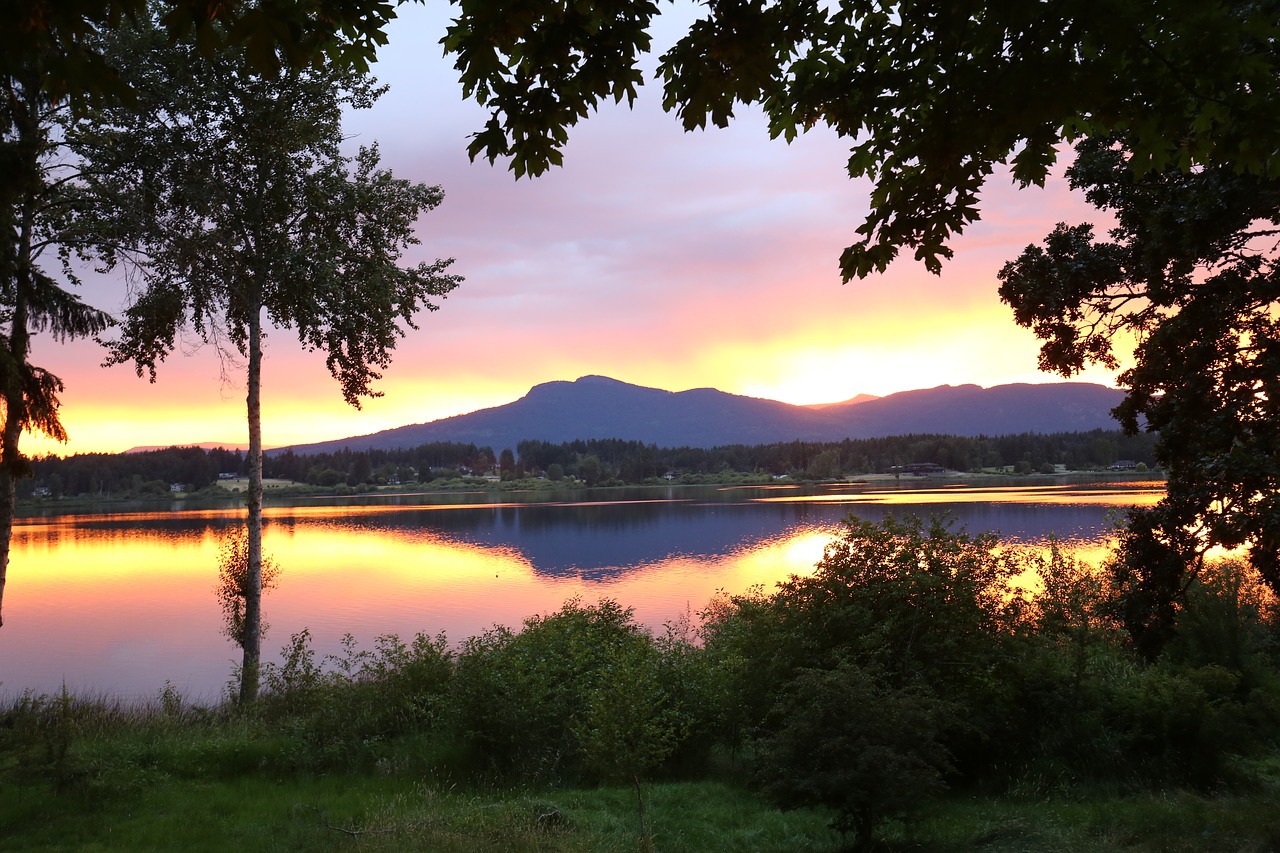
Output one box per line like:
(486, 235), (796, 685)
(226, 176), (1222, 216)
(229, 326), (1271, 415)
(4, 723), (1277, 853)
(214, 477), (299, 492)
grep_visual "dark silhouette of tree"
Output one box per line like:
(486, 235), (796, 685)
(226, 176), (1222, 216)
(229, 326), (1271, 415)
(0, 53), (114, 627)
(2, 1), (397, 103)
(999, 136), (1280, 657)
(0, 0), (410, 628)
(444, 0), (1280, 278)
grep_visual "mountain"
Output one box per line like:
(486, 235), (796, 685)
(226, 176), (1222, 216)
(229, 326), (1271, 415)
(830, 382), (1129, 437)
(806, 393), (879, 409)
(275, 375), (1127, 456)
(125, 441), (256, 453)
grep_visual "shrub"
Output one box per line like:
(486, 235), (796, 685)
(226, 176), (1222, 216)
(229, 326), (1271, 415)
(255, 629), (453, 771)
(700, 515), (1031, 776)
(754, 663), (954, 851)
(1165, 559), (1279, 679)
(449, 598), (706, 784)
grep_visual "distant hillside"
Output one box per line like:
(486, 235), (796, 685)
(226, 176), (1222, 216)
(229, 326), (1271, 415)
(275, 376), (1127, 456)
(806, 393), (880, 409)
(125, 442), (256, 453)
(832, 382), (1128, 437)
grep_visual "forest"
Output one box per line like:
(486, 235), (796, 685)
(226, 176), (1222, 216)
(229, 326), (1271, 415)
(19, 428), (1160, 499)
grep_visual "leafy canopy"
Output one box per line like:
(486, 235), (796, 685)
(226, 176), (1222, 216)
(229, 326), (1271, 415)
(2, 0), (400, 107)
(1, 50), (115, 452)
(21, 2), (1278, 285)
(999, 137), (1280, 655)
(444, 0), (1280, 279)
(76, 17), (460, 407)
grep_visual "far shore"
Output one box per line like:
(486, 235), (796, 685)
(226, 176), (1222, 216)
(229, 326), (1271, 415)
(14, 469), (1166, 516)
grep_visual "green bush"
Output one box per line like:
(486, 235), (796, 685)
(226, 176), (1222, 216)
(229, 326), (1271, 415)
(255, 629), (453, 771)
(755, 663), (954, 850)
(1164, 559), (1279, 679)
(1002, 553), (1280, 790)
(448, 598), (708, 784)
(700, 515), (1031, 776)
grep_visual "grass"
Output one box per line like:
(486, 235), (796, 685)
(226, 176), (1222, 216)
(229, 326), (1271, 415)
(7, 766), (1280, 852)
(4, 697), (1279, 853)
(214, 477), (299, 493)
(0, 757), (842, 852)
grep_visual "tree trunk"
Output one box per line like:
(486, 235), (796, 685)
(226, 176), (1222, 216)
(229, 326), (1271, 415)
(0, 308), (25, 630)
(634, 774), (652, 852)
(238, 300), (265, 704)
(853, 813), (876, 853)
(0, 337), (25, 628)
(0, 76), (38, 628)
(0, 394), (21, 629)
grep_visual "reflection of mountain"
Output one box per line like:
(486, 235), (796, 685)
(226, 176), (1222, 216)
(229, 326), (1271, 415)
(278, 375), (1127, 454)
(284, 494), (1125, 580)
(21, 489), (1130, 583)
(341, 500), (842, 580)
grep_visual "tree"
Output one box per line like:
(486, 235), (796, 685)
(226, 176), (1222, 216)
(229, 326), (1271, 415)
(2, 0), (399, 99)
(572, 638), (687, 848)
(77, 17), (460, 701)
(0, 0), (406, 628)
(755, 663), (953, 851)
(33, 0), (1263, 284)
(998, 136), (1280, 657)
(498, 446), (516, 480)
(444, 0), (1280, 279)
(0, 54), (115, 627)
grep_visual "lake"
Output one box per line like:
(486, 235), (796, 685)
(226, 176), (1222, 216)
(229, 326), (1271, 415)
(0, 479), (1163, 702)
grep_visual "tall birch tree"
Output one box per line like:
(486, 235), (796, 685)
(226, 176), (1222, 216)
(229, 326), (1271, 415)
(76, 18), (460, 702)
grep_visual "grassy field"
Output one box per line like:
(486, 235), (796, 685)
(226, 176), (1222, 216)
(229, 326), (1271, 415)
(3, 698), (1278, 853)
(6, 765), (1280, 852)
(214, 477), (300, 492)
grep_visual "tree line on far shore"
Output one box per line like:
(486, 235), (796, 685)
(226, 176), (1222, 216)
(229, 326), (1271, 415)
(21, 428), (1159, 499)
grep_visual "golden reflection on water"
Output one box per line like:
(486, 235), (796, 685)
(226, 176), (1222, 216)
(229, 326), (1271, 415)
(754, 482), (1165, 508)
(3, 484), (1158, 699)
(4, 512), (847, 699)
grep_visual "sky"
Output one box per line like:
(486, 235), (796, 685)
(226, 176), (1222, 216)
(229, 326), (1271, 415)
(26, 4), (1128, 457)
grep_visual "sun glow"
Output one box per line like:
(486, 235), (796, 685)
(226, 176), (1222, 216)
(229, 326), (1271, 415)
(725, 326), (1125, 406)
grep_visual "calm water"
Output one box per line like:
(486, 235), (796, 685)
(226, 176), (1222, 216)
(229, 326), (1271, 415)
(0, 480), (1162, 702)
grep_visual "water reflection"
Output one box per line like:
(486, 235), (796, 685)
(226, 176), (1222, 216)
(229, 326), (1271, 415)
(1, 481), (1159, 701)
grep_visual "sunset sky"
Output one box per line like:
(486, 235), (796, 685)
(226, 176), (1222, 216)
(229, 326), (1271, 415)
(26, 4), (1127, 457)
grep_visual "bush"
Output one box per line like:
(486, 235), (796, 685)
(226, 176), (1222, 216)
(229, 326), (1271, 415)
(755, 663), (954, 850)
(1003, 553), (1280, 790)
(700, 515), (1030, 776)
(1165, 559), (1279, 679)
(256, 629), (453, 770)
(449, 598), (707, 784)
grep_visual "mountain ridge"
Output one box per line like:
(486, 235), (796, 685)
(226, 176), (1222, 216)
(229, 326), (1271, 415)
(272, 376), (1127, 456)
